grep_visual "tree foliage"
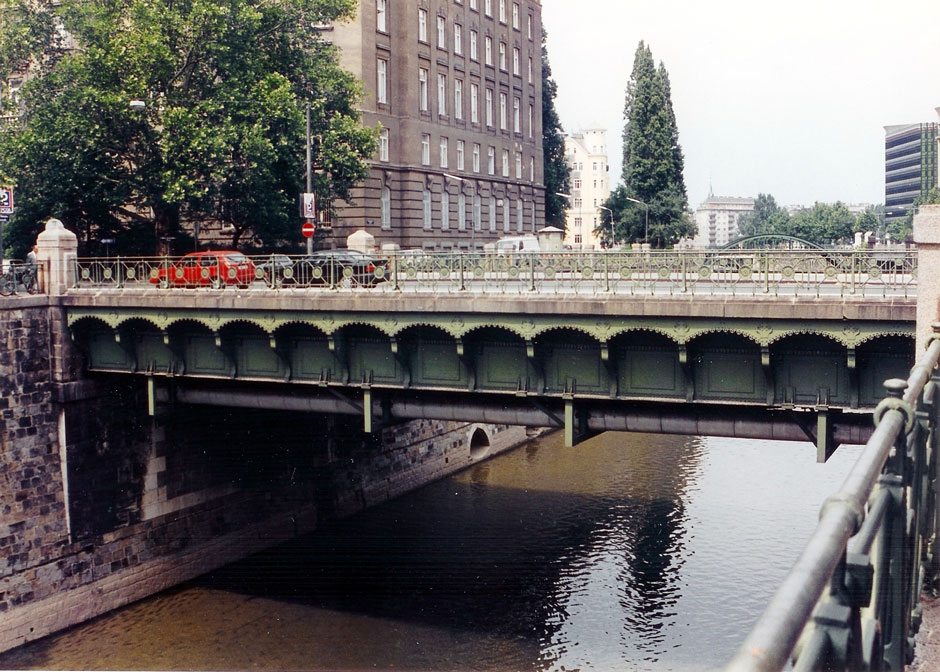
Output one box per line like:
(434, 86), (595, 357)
(889, 187), (940, 243)
(737, 193), (790, 238)
(541, 28), (569, 228)
(601, 42), (692, 248)
(0, 0), (376, 256)
(738, 193), (884, 246)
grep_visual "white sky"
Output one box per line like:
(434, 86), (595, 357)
(541, 0), (940, 209)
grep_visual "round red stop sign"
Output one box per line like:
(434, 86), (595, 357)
(301, 221), (316, 238)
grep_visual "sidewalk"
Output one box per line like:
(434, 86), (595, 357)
(913, 592), (940, 671)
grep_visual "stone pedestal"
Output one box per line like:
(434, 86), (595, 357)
(913, 205), (940, 352)
(36, 218), (78, 296)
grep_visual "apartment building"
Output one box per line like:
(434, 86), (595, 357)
(562, 129), (610, 249)
(691, 194), (754, 248)
(330, 0), (545, 250)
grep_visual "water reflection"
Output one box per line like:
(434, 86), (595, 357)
(0, 430), (861, 671)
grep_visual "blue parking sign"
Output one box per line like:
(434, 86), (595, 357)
(0, 186), (13, 214)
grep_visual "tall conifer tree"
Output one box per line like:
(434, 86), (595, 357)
(541, 28), (570, 228)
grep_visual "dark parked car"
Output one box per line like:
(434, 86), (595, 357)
(256, 254), (294, 284)
(295, 249), (388, 286)
(151, 251), (255, 288)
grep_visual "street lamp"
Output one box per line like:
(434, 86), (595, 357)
(625, 196), (649, 246)
(597, 205), (614, 248)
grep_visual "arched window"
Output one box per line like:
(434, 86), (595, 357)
(381, 186), (391, 229)
(473, 193), (482, 231)
(441, 190), (450, 230)
(488, 195), (497, 232)
(423, 189), (432, 230)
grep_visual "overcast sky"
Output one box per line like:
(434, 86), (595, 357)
(541, 0), (940, 209)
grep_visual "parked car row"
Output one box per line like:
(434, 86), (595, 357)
(150, 250), (389, 288)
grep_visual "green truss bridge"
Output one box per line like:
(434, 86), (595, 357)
(65, 248), (916, 457)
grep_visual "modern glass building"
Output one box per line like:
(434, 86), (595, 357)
(884, 122), (938, 227)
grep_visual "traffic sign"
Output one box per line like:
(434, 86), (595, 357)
(301, 221), (316, 238)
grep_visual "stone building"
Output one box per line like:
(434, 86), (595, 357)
(562, 128), (610, 249)
(329, 0), (545, 251)
(691, 193), (755, 248)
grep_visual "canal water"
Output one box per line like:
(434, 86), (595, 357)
(0, 430), (863, 671)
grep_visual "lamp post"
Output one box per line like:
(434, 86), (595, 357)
(597, 205), (614, 248)
(625, 196), (649, 246)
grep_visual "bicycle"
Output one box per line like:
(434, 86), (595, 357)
(0, 261), (39, 296)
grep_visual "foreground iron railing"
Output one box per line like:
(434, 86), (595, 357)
(70, 248), (917, 296)
(727, 338), (940, 671)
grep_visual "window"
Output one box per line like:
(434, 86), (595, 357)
(499, 0), (506, 23)
(527, 103), (533, 137)
(499, 42), (506, 70)
(485, 88), (493, 127)
(513, 47), (519, 75)
(379, 127), (389, 161)
(470, 83), (479, 123)
(529, 156), (534, 181)
(472, 143), (481, 172)
(469, 30), (478, 60)
(371, 60), (388, 108)
(485, 0), (492, 17)
(484, 36), (492, 65)
(473, 193), (482, 231)
(515, 152), (521, 179)
(418, 8), (428, 42)
(437, 73), (447, 116)
(499, 92), (507, 129)
(454, 24), (462, 54)
(512, 3), (519, 29)
(527, 14), (533, 39)
(454, 79), (463, 119)
(531, 200), (536, 231)
(470, 0), (477, 9)
(440, 137), (448, 168)
(421, 134), (430, 165)
(503, 198), (510, 232)
(456, 139), (465, 170)
(489, 195), (497, 231)
(487, 146), (495, 174)
(501, 149), (509, 177)
(437, 15), (446, 49)
(573, 178), (581, 189)
(377, 0), (387, 32)
(458, 192), (467, 231)
(513, 97), (520, 132)
(423, 189), (432, 229)
(441, 191), (450, 230)
(528, 57), (532, 83)
(419, 68), (429, 111)
(517, 198), (523, 232)
(381, 186), (391, 229)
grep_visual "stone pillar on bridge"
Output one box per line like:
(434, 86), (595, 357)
(36, 218), (77, 296)
(914, 204), (940, 353)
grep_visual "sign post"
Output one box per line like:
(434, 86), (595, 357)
(301, 192), (316, 254)
(0, 186), (13, 266)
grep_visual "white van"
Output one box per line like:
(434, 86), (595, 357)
(493, 235), (540, 254)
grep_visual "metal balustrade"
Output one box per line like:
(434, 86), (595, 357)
(70, 249), (918, 297)
(727, 337), (940, 671)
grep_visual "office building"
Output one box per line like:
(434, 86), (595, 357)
(329, 0), (545, 250)
(562, 128), (610, 249)
(884, 122), (938, 227)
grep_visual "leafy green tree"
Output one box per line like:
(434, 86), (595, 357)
(787, 202), (856, 245)
(602, 42), (692, 248)
(0, 0), (376, 256)
(737, 193), (790, 238)
(890, 187), (940, 243)
(541, 28), (569, 228)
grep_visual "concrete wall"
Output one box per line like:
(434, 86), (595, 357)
(0, 298), (531, 654)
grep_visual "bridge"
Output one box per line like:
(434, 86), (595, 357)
(64, 247), (915, 457)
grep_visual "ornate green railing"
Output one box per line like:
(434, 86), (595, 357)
(727, 338), (940, 671)
(70, 249), (917, 297)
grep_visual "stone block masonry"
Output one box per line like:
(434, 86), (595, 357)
(0, 297), (534, 654)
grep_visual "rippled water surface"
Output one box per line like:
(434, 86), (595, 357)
(0, 430), (863, 671)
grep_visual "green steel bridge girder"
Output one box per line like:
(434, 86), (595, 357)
(67, 306), (914, 424)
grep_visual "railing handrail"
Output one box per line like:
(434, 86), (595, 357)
(727, 338), (940, 671)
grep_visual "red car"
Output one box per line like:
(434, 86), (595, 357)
(151, 251), (256, 288)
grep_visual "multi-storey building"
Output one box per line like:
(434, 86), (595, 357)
(562, 128), (610, 249)
(884, 122), (938, 227)
(691, 194), (754, 248)
(330, 0), (545, 251)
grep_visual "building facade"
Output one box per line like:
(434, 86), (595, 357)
(329, 0), (545, 251)
(884, 122), (938, 227)
(691, 194), (754, 248)
(562, 128), (610, 249)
